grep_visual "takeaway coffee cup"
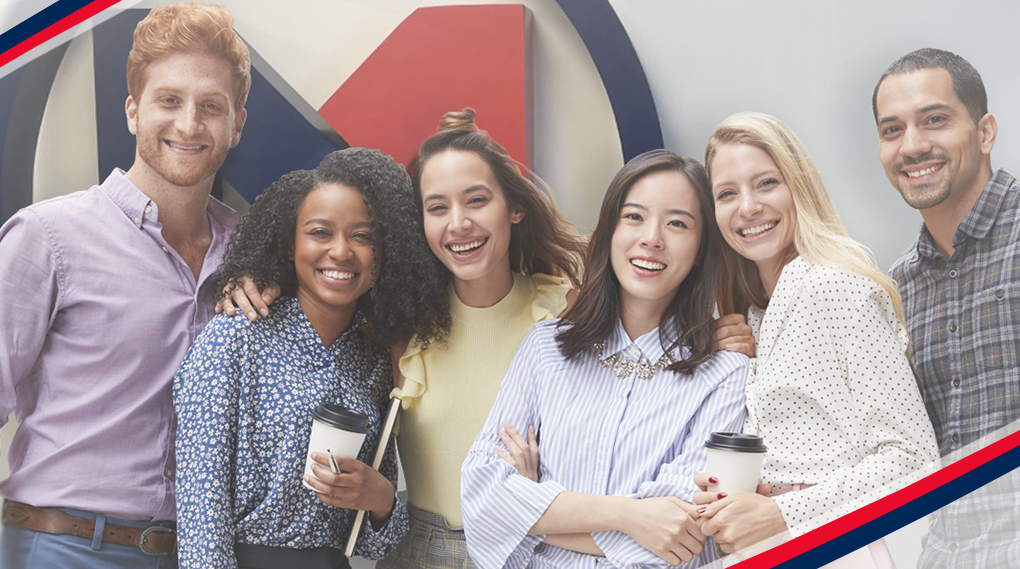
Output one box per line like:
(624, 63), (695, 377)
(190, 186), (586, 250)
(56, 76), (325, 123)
(704, 432), (768, 494)
(302, 403), (369, 491)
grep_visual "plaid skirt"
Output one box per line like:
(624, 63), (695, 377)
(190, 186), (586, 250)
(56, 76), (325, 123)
(376, 504), (478, 569)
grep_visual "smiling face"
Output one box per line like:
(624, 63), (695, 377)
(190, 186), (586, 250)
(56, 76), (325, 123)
(875, 67), (995, 212)
(291, 183), (375, 332)
(609, 169), (702, 320)
(420, 149), (523, 291)
(711, 143), (797, 280)
(126, 51), (245, 190)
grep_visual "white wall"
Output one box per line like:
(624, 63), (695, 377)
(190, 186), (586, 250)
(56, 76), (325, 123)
(611, 0), (1019, 270)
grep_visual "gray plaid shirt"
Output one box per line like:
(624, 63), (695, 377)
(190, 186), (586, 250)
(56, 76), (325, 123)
(890, 168), (1020, 456)
(890, 168), (1020, 567)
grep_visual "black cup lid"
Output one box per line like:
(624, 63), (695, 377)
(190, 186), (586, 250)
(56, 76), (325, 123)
(313, 403), (369, 434)
(705, 432), (767, 453)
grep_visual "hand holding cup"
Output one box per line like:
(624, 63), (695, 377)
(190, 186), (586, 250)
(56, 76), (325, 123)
(303, 403), (368, 491)
(304, 452), (395, 518)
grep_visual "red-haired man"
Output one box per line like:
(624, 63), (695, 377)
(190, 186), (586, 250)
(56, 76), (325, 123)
(0, 4), (248, 567)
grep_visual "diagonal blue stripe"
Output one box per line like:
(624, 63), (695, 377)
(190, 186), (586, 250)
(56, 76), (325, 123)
(776, 446), (1020, 568)
(553, 0), (662, 161)
(0, 0), (95, 55)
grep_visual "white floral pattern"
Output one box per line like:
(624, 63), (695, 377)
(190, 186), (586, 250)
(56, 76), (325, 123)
(173, 296), (407, 569)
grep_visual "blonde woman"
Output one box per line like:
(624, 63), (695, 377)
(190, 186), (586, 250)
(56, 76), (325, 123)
(695, 112), (939, 567)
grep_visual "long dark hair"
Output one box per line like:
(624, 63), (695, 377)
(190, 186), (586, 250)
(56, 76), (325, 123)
(216, 147), (450, 347)
(411, 108), (584, 286)
(555, 150), (721, 375)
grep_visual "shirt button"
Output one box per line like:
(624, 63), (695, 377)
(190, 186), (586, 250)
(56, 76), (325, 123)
(948, 269), (958, 278)
(162, 247), (169, 253)
(953, 378), (961, 387)
(949, 323), (957, 332)
(165, 469), (174, 479)
(133, 216), (141, 224)
(997, 289), (1005, 299)
(950, 543), (958, 552)
(145, 205), (152, 214)
(952, 434), (960, 443)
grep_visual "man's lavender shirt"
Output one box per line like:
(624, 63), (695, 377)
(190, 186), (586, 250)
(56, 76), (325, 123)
(0, 170), (238, 521)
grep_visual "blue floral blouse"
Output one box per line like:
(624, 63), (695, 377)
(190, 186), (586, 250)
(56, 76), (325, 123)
(173, 296), (408, 569)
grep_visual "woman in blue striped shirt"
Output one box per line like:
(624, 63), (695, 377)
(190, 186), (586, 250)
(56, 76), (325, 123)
(461, 150), (750, 568)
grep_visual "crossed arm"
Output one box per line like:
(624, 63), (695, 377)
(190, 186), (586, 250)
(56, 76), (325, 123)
(493, 423), (707, 566)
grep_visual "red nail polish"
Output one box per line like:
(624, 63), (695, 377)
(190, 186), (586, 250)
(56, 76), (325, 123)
(697, 507), (706, 514)
(709, 477), (718, 484)
(718, 492), (727, 499)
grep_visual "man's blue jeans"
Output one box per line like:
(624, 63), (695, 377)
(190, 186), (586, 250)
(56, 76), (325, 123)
(0, 506), (178, 569)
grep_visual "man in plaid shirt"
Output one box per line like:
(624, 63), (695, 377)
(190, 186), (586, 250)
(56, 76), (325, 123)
(874, 48), (1019, 568)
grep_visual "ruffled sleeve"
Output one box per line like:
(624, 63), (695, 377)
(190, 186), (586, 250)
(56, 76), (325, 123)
(393, 338), (428, 410)
(528, 273), (571, 323)
(394, 273), (570, 411)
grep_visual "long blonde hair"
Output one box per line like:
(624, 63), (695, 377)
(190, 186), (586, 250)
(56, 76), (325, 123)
(705, 112), (905, 326)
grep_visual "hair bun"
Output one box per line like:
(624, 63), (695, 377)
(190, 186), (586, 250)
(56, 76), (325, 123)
(437, 107), (481, 133)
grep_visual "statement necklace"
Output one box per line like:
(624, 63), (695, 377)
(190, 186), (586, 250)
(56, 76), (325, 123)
(594, 342), (675, 380)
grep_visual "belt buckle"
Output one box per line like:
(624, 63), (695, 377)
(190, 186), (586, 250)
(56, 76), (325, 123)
(139, 525), (175, 556)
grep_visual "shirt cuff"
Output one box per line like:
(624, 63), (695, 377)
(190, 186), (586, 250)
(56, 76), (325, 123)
(592, 530), (661, 568)
(352, 493), (409, 560)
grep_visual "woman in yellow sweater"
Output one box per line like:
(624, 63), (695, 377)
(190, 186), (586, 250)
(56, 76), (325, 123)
(377, 108), (585, 569)
(217, 109), (583, 568)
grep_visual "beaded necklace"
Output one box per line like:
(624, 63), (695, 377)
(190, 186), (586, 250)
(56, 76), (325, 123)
(593, 341), (676, 380)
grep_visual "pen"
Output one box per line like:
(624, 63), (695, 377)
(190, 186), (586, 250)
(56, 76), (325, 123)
(326, 447), (340, 473)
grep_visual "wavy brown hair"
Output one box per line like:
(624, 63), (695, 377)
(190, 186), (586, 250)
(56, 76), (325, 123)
(410, 108), (584, 286)
(556, 150), (721, 375)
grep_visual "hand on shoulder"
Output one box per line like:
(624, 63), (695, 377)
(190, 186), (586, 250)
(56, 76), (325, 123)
(215, 276), (280, 321)
(712, 314), (756, 359)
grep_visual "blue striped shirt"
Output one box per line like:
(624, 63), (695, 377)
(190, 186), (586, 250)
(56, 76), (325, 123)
(461, 319), (749, 569)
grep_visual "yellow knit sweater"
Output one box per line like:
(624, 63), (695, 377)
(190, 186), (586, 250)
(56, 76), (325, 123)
(394, 273), (570, 527)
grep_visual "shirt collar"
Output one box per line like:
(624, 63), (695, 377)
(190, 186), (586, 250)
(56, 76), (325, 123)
(915, 168), (1015, 259)
(279, 296), (369, 352)
(956, 168), (1014, 241)
(100, 169), (153, 228)
(602, 317), (679, 364)
(99, 169), (239, 233)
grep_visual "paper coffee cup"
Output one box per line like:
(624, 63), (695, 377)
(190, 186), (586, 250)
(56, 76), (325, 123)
(302, 403), (369, 491)
(704, 432), (767, 494)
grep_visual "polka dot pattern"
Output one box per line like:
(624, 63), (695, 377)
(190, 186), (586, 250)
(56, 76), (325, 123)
(744, 257), (940, 535)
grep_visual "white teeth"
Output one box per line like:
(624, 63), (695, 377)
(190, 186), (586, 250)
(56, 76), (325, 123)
(167, 141), (203, 150)
(906, 164), (943, 178)
(631, 259), (665, 271)
(321, 270), (355, 280)
(449, 239), (485, 253)
(741, 222), (775, 237)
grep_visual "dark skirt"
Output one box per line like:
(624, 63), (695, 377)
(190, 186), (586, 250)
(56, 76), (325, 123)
(234, 542), (351, 569)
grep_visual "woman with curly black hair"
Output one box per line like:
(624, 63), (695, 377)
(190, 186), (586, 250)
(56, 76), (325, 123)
(173, 148), (448, 569)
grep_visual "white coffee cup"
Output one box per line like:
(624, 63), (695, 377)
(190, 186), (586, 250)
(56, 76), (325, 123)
(302, 403), (369, 491)
(704, 432), (767, 494)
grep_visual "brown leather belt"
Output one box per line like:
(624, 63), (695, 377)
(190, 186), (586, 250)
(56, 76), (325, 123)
(2, 500), (177, 555)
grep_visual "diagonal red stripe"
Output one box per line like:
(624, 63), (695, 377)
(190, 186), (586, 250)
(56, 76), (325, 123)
(730, 428), (1020, 567)
(0, 0), (122, 69)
